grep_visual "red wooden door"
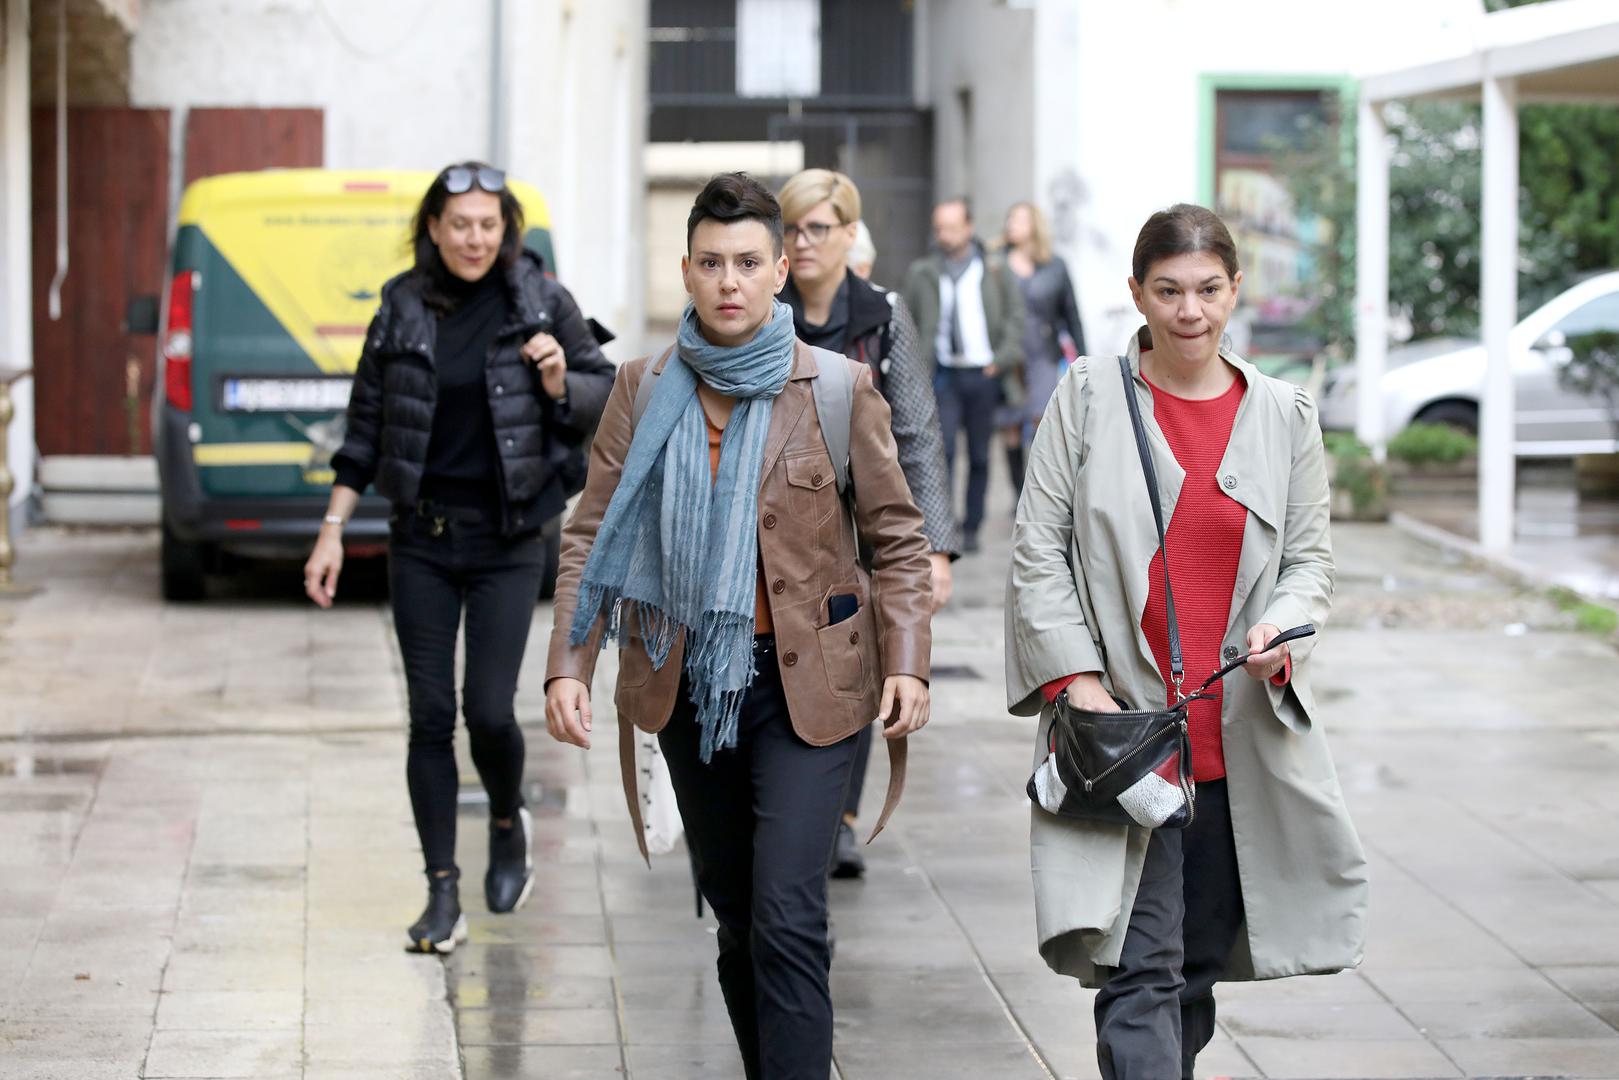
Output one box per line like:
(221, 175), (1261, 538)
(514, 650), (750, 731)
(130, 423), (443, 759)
(184, 108), (323, 184)
(31, 106), (326, 457)
(30, 106), (170, 456)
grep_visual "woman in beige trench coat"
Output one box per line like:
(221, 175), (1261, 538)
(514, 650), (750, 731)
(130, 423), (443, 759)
(1005, 205), (1367, 1079)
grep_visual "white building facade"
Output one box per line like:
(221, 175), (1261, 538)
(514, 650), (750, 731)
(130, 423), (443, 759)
(920, 0), (1481, 354)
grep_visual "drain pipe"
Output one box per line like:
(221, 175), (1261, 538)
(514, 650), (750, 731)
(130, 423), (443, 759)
(488, 0), (506, 166)
(47, 0), (66, 321)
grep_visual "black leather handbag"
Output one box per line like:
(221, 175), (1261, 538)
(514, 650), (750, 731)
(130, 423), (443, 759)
(1026, 355), (1314, 829)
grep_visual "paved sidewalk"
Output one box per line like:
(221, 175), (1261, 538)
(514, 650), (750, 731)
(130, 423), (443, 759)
(2, 514), (1618, 1079)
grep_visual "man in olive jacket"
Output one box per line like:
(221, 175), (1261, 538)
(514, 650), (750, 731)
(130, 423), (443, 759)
(903, 197), (1025, 552)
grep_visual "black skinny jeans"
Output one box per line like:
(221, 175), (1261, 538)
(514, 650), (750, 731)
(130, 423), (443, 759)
(658, 640), (861, 1080)
(1093, 779), (1245, 1080)
(388, 508), (546, 876)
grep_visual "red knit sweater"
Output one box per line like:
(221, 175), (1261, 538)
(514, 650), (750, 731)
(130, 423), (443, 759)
(1138, 373), (1247, 782)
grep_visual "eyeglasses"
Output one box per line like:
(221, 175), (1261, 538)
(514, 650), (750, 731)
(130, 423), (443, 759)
(443, 166), (506, 195)
(784, 221), (839, 246)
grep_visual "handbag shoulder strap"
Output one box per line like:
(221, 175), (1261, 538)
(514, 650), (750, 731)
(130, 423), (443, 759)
(1116, 355), (1185, 702)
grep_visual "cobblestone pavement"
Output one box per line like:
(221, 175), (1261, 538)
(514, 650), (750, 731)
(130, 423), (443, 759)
(3, 501), (1619, 1079)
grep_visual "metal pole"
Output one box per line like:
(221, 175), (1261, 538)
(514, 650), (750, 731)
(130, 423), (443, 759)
(0, 366), (39, 596)
(1354, 96), (1389, 462)
(1480, 76), (1519, 553)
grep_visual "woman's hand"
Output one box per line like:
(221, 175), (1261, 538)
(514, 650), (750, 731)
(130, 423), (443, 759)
(927, 553), (953, 612)
(521, 331), (568, 399)
(1242, 622), (1288, 682)
(303, 528), (344, 608)
(877, 675), (930, 738)
(545, 677), (593, 748)
(1061, 672), (1120, 713)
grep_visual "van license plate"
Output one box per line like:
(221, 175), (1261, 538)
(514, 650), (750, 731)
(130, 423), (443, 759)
(220, 378), (352, 412)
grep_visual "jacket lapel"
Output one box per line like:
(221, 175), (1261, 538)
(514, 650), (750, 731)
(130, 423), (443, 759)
(758, 339), (816, 489)
(1219, 353), (1285, 634)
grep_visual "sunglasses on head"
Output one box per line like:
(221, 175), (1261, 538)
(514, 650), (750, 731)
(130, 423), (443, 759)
(443, 165), (506, 195)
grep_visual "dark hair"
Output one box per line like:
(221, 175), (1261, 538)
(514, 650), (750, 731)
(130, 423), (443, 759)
(686, 172), (784, 257)
(410, 160), (526, 313)
(936, 195), (972, 223)
(1130, 204), (1239, 285)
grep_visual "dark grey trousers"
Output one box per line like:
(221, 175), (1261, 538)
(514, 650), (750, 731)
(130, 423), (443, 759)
(658, 640), (861, 1080)
(1093, 779), (1245, 1080)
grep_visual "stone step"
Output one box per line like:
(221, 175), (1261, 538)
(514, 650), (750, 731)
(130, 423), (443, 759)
(38, 455), (159, 525)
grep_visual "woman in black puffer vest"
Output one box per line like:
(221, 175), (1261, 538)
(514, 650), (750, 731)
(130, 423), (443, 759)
(304, 162), (616, 953)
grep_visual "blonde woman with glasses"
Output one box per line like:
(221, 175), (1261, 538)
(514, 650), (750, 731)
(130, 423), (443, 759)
(776, 168), (957, 877)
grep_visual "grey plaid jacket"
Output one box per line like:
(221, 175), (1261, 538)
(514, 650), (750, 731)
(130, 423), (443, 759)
(783, 273), (960, 559)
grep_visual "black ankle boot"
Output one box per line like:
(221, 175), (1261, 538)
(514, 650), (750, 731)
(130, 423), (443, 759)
(485, 806), (534, 914)
(406, 869), (467, 954)
(830, 820), (865, 880)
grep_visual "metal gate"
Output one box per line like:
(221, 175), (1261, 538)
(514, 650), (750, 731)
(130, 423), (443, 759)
(765, 110), (934, 291)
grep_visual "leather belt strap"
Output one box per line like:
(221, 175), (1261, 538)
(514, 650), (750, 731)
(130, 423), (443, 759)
(620, 716), (651, 866)
(866, 730), (906, 843)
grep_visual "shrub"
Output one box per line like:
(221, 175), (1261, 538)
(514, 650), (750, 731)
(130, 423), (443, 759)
(1323, 431), (1369, 461)
(1389, 422), (1478, 466)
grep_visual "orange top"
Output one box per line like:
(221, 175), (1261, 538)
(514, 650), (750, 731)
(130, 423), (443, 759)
(706, 412), (774, 634)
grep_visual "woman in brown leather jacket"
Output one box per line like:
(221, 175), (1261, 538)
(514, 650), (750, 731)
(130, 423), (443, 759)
(544, 173), (933, 1080)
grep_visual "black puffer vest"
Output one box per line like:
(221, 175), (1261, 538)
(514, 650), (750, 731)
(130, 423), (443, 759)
(333, 251), (616, 536)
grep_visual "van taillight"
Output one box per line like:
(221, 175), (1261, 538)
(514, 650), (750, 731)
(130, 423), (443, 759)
(163, 270), (198, 411)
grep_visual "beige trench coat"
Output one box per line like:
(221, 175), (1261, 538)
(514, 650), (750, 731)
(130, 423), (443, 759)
(1004, 327), (1368, 987)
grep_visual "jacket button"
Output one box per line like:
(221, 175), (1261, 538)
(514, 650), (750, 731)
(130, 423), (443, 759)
(812, 472), (824, 487)
(763, 513), (777, 529)
(505, 438), (514, 448)
(771, 578), (785, 595)
(849, 630), (859, 645)
(494, 385), (504, 395)
(782, 651), (798, 666)
(1222, 474), (1237, 490)
(1222, 644), (1241, 663)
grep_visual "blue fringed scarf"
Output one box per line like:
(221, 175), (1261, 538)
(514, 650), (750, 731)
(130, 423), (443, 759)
(570, 301), (795, 760)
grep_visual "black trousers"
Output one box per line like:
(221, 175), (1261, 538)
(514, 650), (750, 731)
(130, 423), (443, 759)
(842, 724), (872, 818)
(658, 639), (861, 1080)
(933, 366), (1001, 537)
(388, 508), (546, 875)
(1093, 780), (1245, 1080)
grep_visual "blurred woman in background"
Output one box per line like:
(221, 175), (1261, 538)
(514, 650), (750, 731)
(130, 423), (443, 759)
(1001, 201), (1085, 496)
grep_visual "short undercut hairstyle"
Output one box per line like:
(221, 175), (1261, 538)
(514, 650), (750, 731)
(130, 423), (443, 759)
(687, 172), (785, 257)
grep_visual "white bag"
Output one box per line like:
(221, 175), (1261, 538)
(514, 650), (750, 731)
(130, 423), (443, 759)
(637, 731), (684, 856)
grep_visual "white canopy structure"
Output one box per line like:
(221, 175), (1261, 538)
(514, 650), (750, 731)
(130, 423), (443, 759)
(1355, 0), (1619, 550)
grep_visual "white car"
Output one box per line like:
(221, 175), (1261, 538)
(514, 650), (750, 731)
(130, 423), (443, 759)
(1318, 270), (1619, 456)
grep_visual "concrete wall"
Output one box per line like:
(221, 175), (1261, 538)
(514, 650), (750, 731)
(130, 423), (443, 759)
(3, 0), (34, 516)
(502, 0), (648, 361)
(1065, 0), (1481, 352)
(914, 0), (1035, 246)
(128, 0), (646, 360)
(130, 0), (499, 171)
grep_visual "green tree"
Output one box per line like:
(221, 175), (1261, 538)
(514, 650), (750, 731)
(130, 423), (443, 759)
(1282, 98), (1619, 359)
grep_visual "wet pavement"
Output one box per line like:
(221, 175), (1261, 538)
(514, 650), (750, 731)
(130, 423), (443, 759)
(3, 499), (1619, 1079)
(1389, 459), (1619, 602)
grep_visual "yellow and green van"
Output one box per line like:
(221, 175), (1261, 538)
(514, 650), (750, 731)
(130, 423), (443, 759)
(152, 169), (558, 600)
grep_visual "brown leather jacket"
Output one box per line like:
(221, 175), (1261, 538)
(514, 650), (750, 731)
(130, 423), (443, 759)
(546, 339), (933, 860)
